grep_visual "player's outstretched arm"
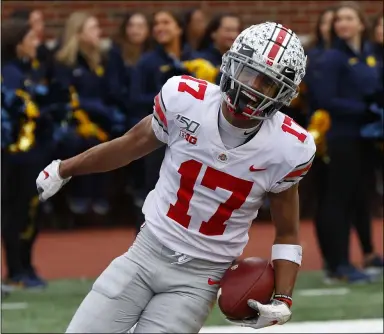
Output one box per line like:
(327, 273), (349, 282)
(59, 115), (163, 177)
(36, 115), (164, 201)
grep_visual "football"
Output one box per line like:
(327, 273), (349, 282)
(217, 257), (275, 320)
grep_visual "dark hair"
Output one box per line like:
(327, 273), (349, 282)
(307, 6), (336, 50)
(183, 8), (202, 29)
(10, 8), (33, 21)
(370, 13), (383, 42)
(330, 1), (370, 45)
(1, 19), (31, 64)
(197, 13), (241, 51)
(114, 11), (152, 65)
(152, 10), (186, 45)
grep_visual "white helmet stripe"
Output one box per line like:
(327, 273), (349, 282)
(265, 26), (291, 66)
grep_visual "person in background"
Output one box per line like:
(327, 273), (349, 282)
(1, 19), (53, 288)
(197, 13), (241, 83)
(10, 9), (51, 65)
(367, 13), (383, 222)
(130, 10), (201, 234)
(291, 6), (336, 126)
(110, 12), (152, 221)
(183, 8), (207, 51)
(371, 14), (383, 69)
(307, 1), (383, 283)
(51, 12), (126, 221)
(370, 13), (383, 99)
(304, 5), (335, 276)
(111, 11), (151, 126)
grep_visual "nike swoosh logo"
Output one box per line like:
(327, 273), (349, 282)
(208, 278), (221, 286)
(43, 171), (49, 180)
(249, 166), (267, 172)
(244, 130), (256, 135)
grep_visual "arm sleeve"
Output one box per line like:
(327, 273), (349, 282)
(269, 133), (316, 194)
(151, 75), (188, 145)
(151, 88), (169, 144)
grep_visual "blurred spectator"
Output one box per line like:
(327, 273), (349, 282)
(306, 1), (383, 283)
(1, 18), (52, 289)
(111, 11), (151, 126)
(132, 9), (200, 117)
(51, 12), (126, 218)
(110, 12), (152, 217)
(370, 14), (383, 92)
(369, 13), (383, 217)
(197, 13), (241, 83)
(131, 9), (201, 233)
(183, 8), (207, 51)
(10, 8), (52, 64)
(304, 5), (335, 273)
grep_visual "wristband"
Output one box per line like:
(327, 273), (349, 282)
(271, 244), (302, 266)
(274, 294), (293, 308)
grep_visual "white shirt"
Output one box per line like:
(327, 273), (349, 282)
(217, 108), (261, 149)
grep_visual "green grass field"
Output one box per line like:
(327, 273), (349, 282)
(2, 271), (383, 333)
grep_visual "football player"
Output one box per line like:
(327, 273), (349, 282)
(37, 22), (315, 333)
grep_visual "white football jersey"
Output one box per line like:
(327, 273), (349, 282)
(143, 75), (316, 263)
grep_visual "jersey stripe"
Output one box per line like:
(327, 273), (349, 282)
(286, 153), (315, 177)
(153, 114), (169, 134)
(278, 153), (315, 184)
(154, 93), (167, 127)
(285, 162), (312, 178)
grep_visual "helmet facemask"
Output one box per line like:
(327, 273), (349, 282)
(220, 48), (299, 121)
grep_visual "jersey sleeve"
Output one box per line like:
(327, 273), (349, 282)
(151, 76), (185, 145)
(151, 89), (169, 144)
(269, 136), (316, 193)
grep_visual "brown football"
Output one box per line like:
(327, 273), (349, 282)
(218, 257), (275, 320)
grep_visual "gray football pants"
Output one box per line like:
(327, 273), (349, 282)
(66, 225), (231, 333)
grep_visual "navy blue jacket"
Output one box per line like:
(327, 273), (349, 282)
(199, 44), (223, 67)
(305, 43), (329, 116)
(305, 39), (381, 139)
(130, 44), (200, 120)
(108, 43), (137, 120)
(198, 44), (223, 84)
(1, 58), (54, 160)
(50, 51), (126, 134)
(373, 43), (383, 101)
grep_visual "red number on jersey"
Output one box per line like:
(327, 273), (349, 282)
(177, 75), (208, 100)
(167, 160), (254, 236)
(281, 115), (307, 143)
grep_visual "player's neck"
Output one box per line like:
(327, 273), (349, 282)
(218, 106), (262, 149)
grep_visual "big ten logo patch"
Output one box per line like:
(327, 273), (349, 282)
(176, 114), (200, 145)
(179, 130), (197, 145)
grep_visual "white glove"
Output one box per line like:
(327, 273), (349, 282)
(227, 299), (292, 329)
(36, 160), (71, 201)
